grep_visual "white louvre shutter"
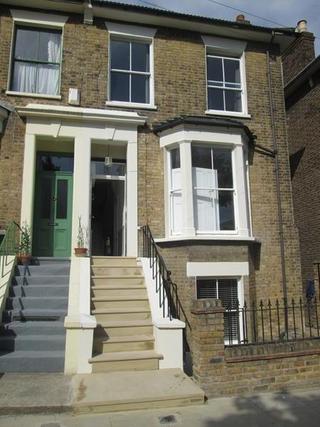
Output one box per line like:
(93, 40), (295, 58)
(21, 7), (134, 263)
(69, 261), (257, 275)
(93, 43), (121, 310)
(171, 168), (182, 234)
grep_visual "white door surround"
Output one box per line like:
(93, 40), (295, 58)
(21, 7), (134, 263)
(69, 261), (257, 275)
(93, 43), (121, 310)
(17, 104), (146, 257)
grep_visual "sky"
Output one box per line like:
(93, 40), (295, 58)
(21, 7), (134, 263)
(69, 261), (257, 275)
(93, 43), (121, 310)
(106, 0), (320, 54)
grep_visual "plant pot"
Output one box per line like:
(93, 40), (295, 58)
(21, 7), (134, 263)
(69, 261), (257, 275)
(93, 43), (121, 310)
(17, 254), (32, 266)
(74, 247), (88, 257)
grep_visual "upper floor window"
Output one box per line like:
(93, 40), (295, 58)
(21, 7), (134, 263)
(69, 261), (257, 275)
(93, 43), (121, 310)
(207, 55), (242, 113)
(11, 26), (62, 96)
(110, 39), (151, 104)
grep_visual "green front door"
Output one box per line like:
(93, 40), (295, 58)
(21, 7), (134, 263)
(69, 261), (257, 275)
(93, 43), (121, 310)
(33, 172), (73, 257)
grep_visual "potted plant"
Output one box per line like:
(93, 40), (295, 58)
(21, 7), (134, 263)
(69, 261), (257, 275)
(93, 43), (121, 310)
(74, 217), (88, 257)
(18, 223), (32, 265)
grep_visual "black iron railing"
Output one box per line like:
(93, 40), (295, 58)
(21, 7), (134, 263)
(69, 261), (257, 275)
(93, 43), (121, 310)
(140, 225), (190, 329)
(225, 298), (320, 346)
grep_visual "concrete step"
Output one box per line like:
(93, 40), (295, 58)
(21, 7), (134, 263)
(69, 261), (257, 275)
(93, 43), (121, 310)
(73, 369), (205, 413)
(0, 321), (65, 336)
(91, 285), (146, 298)
(93, 308), (151, 322)
(95, 320), (153, 337)
(91, 276), (145, 287)
(95, 334), (155, 353)
(6, 296), (68, 311)
(91, 257), (138, 267)
(92, 296), (149, 310)
(12, 276), (69, 286)
(3, 309), (66, 322)
(0, 351), (65, 372)
(10, 284), (69, 298)
(91, 266), (142, 276)
(0, 335), (65, 351)
(15, 263), (70, 277)
(89, 350), (162, 373)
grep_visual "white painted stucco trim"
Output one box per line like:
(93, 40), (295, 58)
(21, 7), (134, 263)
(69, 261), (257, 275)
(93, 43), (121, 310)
(201, 35), (247, 55)
(105, 21), (157, 39)
(141, 257), (185, 369)
(10, 9), (68, 27)
(187, 261), (249, 277)
(19, 104), (145, 257)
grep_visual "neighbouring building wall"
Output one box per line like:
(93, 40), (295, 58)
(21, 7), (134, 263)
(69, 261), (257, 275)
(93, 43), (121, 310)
(282, 31), (315, 85)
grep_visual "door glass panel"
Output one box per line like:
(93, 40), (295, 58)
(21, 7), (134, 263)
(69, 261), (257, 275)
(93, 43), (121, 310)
(41, 178), (52, 219)
(56, 179), (68, 219)
(38, 155), (74, 172)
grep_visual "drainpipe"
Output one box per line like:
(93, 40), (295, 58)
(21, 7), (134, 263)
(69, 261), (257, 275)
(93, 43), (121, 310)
(266, 34), (289, 332)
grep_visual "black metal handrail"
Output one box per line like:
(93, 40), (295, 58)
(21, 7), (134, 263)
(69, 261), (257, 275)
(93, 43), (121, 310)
(225, 298), (320, 346)
(140, 225), (191, 329)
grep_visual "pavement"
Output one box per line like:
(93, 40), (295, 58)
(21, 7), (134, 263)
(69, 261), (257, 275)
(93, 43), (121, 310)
(1, 387), (320, 427)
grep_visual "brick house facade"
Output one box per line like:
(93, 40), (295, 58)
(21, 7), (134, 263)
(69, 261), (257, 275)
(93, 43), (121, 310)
(0, 0), (313, 392)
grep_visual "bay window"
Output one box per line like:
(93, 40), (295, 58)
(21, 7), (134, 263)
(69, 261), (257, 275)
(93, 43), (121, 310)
(164, 127), (251, 239)
(10, 26), (62, 95)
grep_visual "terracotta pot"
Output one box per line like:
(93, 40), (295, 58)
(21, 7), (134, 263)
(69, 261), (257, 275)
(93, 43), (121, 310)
(17, 254), (32, 266)
(74, 247), (88, 257)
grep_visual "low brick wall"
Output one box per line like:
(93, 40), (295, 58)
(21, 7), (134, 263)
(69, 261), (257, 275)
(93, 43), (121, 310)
(191, 299), (320, 397)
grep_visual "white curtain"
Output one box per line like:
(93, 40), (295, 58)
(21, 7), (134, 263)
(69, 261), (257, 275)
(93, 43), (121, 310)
(12, 62), (37, 93)
(13, 32), (60, 95)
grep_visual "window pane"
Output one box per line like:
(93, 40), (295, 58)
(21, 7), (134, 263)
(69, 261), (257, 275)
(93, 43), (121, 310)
(224, 59), (240, 84)
(56, 180), (68, 219)
(39, 155), (74, 172)
(111, 40), (130, 70)
(15, 28), (38, 60)
(208, 87), (224, 111)
(37, 64), (60, 95)
(132, 42), (149, 72)
(171, 191), (182, 234)
(225, 90), (242, 112)
(218, 279), (238, 308)
(224, 311), (239, 342)
(207, 57), (223, 82)
(110, 71), (130, 101)
(197, 279), (217, 299)
(214, 148), (233, 188)
(131, 74), (149, 103)
(12, 61), (37, 93)
(192, 146), (211, 169)
(40, 178), (52, 219)
(218, 191), (235, 230)
(171, 148), (180, 169)
(38, 31), (61, 62)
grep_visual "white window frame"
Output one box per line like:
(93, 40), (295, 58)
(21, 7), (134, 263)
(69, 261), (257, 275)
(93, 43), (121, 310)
(162, 126), (251, 240)
(202, 35), (250, 119)
(105, 22), (156, 110)
(7, 10), (68, 99)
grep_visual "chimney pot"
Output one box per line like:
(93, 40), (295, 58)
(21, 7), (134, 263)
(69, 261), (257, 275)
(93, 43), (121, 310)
(236, 14), (245, 23)
(296, 19), (308, 33)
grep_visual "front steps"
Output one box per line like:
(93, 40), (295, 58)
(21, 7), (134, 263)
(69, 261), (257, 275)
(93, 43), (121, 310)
(90, 256), (163, 373)
(0, 258), (70, 372)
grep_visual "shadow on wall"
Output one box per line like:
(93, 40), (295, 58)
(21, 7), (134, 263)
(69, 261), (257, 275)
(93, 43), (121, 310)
(203, 390), (320, 427)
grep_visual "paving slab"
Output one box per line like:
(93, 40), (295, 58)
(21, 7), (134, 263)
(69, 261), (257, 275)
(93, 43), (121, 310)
(0, 373), (73, 415)
(72, 368), (205, 413)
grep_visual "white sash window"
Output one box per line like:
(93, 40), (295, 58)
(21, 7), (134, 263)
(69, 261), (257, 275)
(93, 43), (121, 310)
(11, 26), (62, 95)
(169, 148), (182, 235)
(192, 145), (235, 232)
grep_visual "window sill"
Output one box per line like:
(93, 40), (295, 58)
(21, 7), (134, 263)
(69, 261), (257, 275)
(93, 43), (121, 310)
(106, 101), (157, 110)
(6, 91), (62, 100)
(155, 235), (258, 243)
(205, 110), (251, 119)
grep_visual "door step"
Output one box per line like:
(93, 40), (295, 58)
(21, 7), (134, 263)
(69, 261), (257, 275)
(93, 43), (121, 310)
(94, 334), (155, 353)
